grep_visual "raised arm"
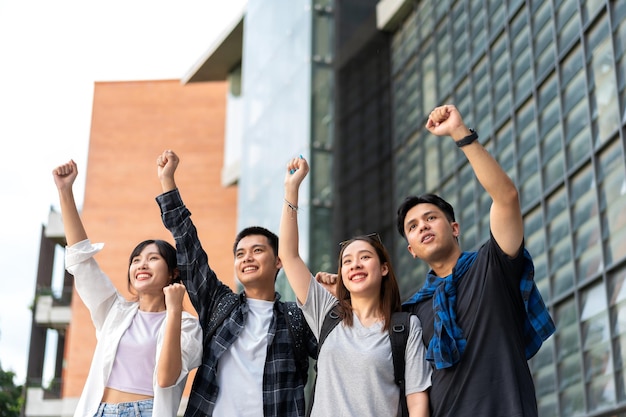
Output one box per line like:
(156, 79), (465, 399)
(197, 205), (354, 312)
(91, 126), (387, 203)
(157, 281), (185, 387)
(279, 156), (314, 304)
(426, 104), (523, 256)
(52, 160), (88, 246)
(155, 150), (231, 325)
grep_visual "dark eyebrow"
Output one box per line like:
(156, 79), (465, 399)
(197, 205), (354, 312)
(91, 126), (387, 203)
(236, 244), (266, 253)
(341, 248), (375, 259)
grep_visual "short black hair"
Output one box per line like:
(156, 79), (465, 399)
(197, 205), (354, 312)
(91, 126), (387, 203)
(233, 226), (279, 256)
(396, 194), (456, 238)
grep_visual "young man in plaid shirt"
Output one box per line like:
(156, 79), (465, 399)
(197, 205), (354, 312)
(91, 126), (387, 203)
(156, 150), (317, 417)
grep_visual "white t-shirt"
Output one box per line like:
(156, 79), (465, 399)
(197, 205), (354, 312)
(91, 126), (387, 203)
(300, 277), (432, 417)
(213, 297), (274, 417)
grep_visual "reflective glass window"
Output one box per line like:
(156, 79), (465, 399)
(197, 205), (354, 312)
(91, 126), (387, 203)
(570, 164), (602, 280)
(564, 99), (591, 169)
(598, 140), (626, 266)
(609, 265), (626, 402)
(556, 298), (584, 415)
(556, 0), (580, 54)
(547, 188), (573, 295)
(453, 2), (469, 76)
(473, 57), (491, 135)
(437, 25), (452, 94)
(581, 0), (605, 25)
(586, 16), (620, 148)
(532, 337), (557, 417)
(488, 0), (505, 33)
(533, 1), (555, 78)
(614, 2), (626, 112)
(470, 0), (486, 60)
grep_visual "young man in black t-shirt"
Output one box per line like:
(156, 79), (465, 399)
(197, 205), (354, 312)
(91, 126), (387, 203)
(397, 105), (555, 417)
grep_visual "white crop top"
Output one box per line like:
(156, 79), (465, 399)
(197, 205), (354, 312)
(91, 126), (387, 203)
(107, 310), (166, 396)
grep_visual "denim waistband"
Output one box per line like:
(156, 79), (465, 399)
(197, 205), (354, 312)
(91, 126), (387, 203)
(96, 398), (153, 416)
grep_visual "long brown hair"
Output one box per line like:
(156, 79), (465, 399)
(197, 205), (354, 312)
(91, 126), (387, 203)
(335, 234), (402, 331)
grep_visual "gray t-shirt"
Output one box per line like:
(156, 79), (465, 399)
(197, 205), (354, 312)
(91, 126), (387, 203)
(300, 277), (432, 417)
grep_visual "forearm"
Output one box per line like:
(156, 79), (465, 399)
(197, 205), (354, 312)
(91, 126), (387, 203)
(58, 188), (88, 246)
(460, 142), (519, 205)
(160, 176), (176, 193)
(279, 187), (312, 304)
(460, 139), (523, 255)
(157, 309), (183, 387)
(157, 190), (224, 316)
(407, 391), (430, 417)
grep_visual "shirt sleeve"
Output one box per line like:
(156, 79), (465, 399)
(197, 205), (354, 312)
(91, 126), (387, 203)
(297, 277), (338, 339)
(65, 239), (119, 331)
(404, 315), (433, 395)
(156, 189), (233, 326)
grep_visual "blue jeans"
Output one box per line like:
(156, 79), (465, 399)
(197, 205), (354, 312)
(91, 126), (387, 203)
(94, 399), (153, 417)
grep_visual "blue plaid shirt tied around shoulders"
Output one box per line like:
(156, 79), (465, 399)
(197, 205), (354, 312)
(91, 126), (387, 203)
(403, 249), (556, 370)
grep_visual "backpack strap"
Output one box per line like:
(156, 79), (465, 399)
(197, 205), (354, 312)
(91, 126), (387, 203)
(318, 304), (342, 352)
(204, 293), (239, 346)
(284, 301), (314, 384)
(308, 307), (411, 417)
(390, 311), (411, 417)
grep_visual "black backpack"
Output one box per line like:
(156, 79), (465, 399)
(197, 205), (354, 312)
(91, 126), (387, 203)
(308, 305), (412, 417)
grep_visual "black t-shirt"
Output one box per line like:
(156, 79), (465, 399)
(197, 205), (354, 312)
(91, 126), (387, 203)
(406, 237), (538, 417)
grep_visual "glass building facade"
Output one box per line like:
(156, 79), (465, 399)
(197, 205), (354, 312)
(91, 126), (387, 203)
(197, 0), (626, 415)
(369, 0), (626, 416)
(231, 0), (336, 296)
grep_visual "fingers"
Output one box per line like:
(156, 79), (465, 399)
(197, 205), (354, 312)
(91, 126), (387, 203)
(53, 159), (75, 175)
(163, 282), (186, 305)
(286, 155), (309, 177)
(426, 105), (453, 129)
(156, 149), (179, 168)
(315, 271), (337, 285)
(53, 160), (78, 177)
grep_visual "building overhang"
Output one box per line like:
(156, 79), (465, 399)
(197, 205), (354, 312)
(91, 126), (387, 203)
(182, 8), (245, 84)
(376, 0), (413, 32)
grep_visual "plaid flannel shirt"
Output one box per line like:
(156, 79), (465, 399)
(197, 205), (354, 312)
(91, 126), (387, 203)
(157, 189), (316, 417)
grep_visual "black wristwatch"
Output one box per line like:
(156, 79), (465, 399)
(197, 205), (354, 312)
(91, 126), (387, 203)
(455, 129), (478, 148)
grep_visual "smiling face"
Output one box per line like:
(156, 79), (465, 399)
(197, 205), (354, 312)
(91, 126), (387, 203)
(339, 239), (389, 297)
(234, 234), (282, 290)
(403, 202), (460, 265)
(128, 243), (174, 295)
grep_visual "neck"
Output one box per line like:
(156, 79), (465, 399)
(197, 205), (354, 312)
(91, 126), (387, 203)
(429, 247), (463, 277)
(350, 296), (382, 320)
(244, 287), (276, 302)
(138, 295), (166, 312)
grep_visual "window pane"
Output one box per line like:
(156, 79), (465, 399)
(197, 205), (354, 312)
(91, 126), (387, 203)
(570, 165), (602, 279)
(610, 265), (626, 402)
(587, 17), (620, 147)
(581, 282), (614, 411)
(614, 3), (626, 113)
(541, 125), (565, 190)
(556, 0), (580, 54)
(597, 140), (626, 266)
(564, 100), (591, 169)
(547, 188), (573, 295)
(556, 298), (584, 415)
(532, 338), (557, 417)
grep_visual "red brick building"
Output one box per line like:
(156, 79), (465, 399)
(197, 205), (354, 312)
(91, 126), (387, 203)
(26, 79), (237, 416)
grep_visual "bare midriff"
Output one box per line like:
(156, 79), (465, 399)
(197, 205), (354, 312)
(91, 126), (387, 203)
(101, 387), (153, 404)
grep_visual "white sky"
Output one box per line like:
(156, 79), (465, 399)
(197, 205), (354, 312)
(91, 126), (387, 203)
(0, 0), (246, 385)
